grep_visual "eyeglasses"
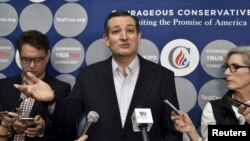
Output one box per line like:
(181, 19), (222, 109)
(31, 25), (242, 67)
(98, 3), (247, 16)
(20, 57), (44, 64)
(221, 64), (250, 73)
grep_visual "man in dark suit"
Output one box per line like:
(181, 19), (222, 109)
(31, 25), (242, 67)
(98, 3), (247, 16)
(14, 11), (182, 141)
(0, 30), (76, 141)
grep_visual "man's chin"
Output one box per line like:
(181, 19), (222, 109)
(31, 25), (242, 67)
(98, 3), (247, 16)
(227, 85), (235, 90)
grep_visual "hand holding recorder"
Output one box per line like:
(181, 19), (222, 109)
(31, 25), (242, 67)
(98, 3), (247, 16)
(163, 99), (182, 116)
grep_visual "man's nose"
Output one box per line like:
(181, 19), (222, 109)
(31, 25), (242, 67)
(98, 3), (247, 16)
(120, 31), (128, 40)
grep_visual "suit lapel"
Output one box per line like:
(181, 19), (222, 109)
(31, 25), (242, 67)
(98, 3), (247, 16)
(12, 76), (23, 110)
(95, 58), (123, 129)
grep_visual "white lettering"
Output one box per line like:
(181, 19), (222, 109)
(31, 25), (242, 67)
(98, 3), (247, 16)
(212, 129), (247, 136)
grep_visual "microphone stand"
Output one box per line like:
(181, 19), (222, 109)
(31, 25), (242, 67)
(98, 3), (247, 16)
(139, 124), (150, 141)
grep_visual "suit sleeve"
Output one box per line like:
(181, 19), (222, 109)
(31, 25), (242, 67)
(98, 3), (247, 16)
(162, 70), (183, 141)
(50, 70), (85, 127)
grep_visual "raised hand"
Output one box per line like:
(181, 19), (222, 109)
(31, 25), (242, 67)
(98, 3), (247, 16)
(13, 72), (54, 102)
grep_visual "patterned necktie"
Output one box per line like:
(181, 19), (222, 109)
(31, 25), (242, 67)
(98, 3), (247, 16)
(13, 93), (35, 140)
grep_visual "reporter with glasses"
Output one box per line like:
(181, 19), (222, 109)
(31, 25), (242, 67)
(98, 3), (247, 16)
(171, 46), (250, 141)
(0, 30), (75, 141)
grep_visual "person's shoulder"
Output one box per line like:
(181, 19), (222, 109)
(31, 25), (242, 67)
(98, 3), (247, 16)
(0, 75), (21, 83)
(209, 90), (231, 106)
(44, 75), (70, 86)
(140, 56), (174, 74)
(205, 97), (226, 114)
(209, 97), (226, 109)
(79, 57), (111, 72)
(44, 75), (71, 93)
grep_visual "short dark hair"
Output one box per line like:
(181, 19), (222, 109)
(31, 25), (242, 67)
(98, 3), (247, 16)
(16, 30), (49, 54)
(104, 10), (140, 36)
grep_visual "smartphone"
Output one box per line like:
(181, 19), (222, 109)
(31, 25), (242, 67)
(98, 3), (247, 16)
(20, 117), (36, 127)
(163, 99), (182, 116)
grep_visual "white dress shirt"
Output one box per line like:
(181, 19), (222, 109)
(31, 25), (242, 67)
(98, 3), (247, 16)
(112, 56), (139, 127)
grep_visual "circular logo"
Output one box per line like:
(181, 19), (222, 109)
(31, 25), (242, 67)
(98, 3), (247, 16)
(51, 38), (85, 73)
(56, 74), (75, 89)
(54, 3), (88, 37)
(198, 79), (227, 110)
(200, 40), (236, 78)
(0, 0), (10, 2)
(65, 0), (79, 2)
(175, 77), (197, 112)
(15, 50), (21, 70)
(86, 38), (159, 65)
(29, 0), (46, 2)
(138, 39), (159, 64)
(0, 38), (15, 70)
(86, 39), (111, 66)
(0, 3), (18, 36)
(20, 3), (52, 33)
(0, 73), (6, 79)
(160, 39), (199, 76)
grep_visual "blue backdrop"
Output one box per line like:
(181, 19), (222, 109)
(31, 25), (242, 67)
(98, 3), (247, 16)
(1, 0), (250, 138)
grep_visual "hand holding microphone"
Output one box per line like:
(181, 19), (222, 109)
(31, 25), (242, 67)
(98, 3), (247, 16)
(79, 111), (99, 137)
(131, 108), (153, 141)
(75, 135), (88, 141)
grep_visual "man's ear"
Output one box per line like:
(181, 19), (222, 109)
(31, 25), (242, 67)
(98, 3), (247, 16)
(138, 32), (142, 44)
(103, 34), (110, 48)
(45, 51), (50, 63)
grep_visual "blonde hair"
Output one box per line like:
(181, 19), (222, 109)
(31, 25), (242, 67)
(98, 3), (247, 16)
(226, 46), (250, 65)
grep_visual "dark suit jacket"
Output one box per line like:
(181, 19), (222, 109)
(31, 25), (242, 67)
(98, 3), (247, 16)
(51, 55), (182, 141)
(0, 74), (76, 141)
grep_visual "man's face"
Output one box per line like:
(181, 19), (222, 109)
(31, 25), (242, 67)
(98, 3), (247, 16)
(19, 44), (49, 78)
(104, 16), (141, 58)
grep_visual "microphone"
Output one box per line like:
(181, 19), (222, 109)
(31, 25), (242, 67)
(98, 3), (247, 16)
(131, 108), (153, 141)
(79, 111), (99, 137)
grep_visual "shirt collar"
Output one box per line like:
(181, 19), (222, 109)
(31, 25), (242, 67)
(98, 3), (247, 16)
(112, 56), (139, 76)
